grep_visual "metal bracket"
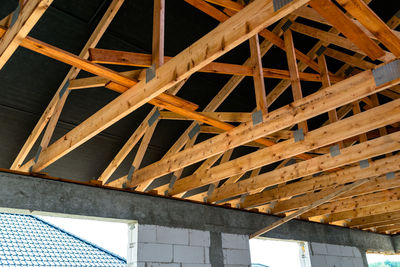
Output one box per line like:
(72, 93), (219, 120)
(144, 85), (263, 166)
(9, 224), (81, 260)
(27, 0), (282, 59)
(294, 128), (304, 142)
(281, 20), (293, 32)
(285, 158), (297, 166)
(148, 108), (160, 126)
(273, 0), (293, 11)
(122, 182), (127, 189)
(252, 110), (263, 126)
(315, 46), (326, 57)
(29, 146), (43, 173)
(359, 159), (369, 169)
(9, 3), (20, 28)
(313, 172), (322, 177)
(188, 124), (200, 139)
(127, 165), (135, 182)
(169, 175), (177, 189)
(59, 80), (70, 99)
(146, 64), (156, 83)
(207, 184), (216, 197)
(329, 144), (340, 157)
(240, 193), (249, 204)
(373, 60), (400, 87)
(386, 172), (396, 180)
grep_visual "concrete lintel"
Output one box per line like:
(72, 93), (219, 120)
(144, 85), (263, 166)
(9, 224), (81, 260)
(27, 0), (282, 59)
(0, 171), (394, 253)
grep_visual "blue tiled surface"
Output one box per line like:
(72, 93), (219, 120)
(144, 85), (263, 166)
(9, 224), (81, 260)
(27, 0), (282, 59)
(0, 212), (126, 266)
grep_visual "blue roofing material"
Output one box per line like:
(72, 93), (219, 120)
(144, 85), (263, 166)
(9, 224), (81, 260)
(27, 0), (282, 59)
(0, 212), (126, 266)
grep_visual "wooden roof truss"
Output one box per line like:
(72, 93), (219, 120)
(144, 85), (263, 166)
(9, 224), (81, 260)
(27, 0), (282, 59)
(3, 0), (400, 237)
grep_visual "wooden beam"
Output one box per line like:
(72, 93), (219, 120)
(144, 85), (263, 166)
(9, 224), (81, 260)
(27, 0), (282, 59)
(98, 109), (154, 183)
(324, 48), (376, 70)
(272, 176), (400, 215)
(290, 22), (394, 61)
(20, 0), (311, 173)
(314, 200), (400, 223)
(208, 124), (400, 203)
(186, 0), (327, 74)
(16, 38), (200, 111)
(88, 48), (342, 82)
(352, 101), (368, 143)
(159, 111), (252, 122)
(241, 154), (400, 209)
(336, 0), (400, 57)
(152, 0), (164, 68)
(249, 34), (268, 114)
(68, 69), (142, 90)
(284, 29), (308, 132)
(292, 6), (400, 41)
(249, 179), (367, 238)
(130, 16), (300, 189)
(117, 65), (399, 190)
(309, 0), (385, 61)
(10, 0), (125, 170)
(318, 54), (343, 150)
(0, 0), (53, 69)
(347, 211), (400, 228)
(185, 0), (230, 22)
(302, 187), (400, 220)
(204, 0), (243, 12)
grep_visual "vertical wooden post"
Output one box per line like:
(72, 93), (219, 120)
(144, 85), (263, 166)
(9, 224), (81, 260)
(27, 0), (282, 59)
(284, 29), (308, 132)
(249, 34), (268, 114)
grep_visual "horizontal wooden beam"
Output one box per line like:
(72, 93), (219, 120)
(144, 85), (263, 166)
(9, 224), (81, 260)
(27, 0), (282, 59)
(89, 48), (342, 82)
(19, 0), (311, 172)
(204, 0), (243, 11)
(159, 111), (252, 122)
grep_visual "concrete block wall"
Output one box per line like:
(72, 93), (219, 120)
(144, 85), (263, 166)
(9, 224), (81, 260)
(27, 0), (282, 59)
(308, 242), (367, 267)
(128, 224), (251, 267)
(221, 233), (251, 267)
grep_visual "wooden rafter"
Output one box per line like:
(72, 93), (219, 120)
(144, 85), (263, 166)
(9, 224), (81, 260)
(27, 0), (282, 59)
(0, 0), (53, 69)
(10, 0), (125, 170)
(336, 0), (400, 57)
(250, 179), (368, 238)
(3, 0), (400, 235)
(128, 15), (298, 190)
(284, 28), (308, 132)
(241, 154), (400, 209)
(249, 34), (268, 114)
(309, 0), (385, 61)
(120, 64), (399, 191)
(207, 118), (400, 203)
(18, 0), (311, 174)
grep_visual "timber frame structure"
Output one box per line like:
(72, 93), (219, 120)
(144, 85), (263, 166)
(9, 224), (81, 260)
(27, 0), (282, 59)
(1, 0), (400, 237)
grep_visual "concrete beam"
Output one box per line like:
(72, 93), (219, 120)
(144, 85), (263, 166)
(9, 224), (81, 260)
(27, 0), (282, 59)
(0, 171), (394, 253)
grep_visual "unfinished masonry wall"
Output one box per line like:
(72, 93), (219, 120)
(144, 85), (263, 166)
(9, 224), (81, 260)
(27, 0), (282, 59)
(308, 242), (368, 267)
(127, 224), (251, 267)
